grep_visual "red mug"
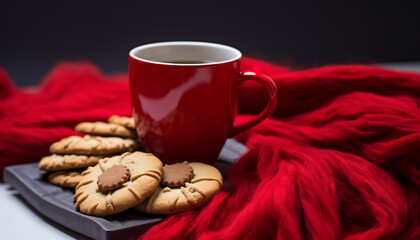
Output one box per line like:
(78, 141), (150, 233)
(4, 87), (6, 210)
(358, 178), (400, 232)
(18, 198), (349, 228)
(129, 41), (278, 164)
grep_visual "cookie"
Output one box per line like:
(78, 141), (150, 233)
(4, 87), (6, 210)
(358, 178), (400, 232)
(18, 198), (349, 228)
(50, 135), (138, 156)
(73, 151), (162, 216)
(135, 162), (223, 214)
(108, 115), (135, 129)
(48, 170), (84, 188)
(75, 122), (136, 138)
(39, 154), (104, 171)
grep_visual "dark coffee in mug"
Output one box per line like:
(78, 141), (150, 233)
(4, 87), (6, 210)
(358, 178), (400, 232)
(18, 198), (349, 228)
(160, 60), (212, 64)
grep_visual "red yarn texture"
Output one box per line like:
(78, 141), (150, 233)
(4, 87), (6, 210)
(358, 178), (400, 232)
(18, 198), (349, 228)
(1, 58), (420, 239)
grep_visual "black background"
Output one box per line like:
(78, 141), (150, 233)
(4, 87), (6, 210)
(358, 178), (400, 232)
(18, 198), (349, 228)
(1, 1), (419, 86)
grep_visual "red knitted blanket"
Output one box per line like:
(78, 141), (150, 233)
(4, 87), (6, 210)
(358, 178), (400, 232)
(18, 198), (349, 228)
(1, 58), (419, 239)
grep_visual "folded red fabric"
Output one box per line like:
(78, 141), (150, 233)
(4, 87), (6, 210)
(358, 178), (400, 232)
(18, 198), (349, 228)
(1, 58), (419, 239)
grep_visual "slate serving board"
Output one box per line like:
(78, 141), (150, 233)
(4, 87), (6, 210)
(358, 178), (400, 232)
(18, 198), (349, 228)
(3, 139), (247, 240)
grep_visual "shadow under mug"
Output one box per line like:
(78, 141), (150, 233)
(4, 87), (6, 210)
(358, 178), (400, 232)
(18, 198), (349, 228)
(129, 41), (278, 165)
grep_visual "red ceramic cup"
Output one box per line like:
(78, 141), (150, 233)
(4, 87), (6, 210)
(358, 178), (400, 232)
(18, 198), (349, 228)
(129, 41), (278, 164)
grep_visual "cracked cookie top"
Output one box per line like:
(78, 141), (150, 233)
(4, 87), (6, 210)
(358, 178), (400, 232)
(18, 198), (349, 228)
(50, 135), (137, 155)
(75, 122), (136, 138)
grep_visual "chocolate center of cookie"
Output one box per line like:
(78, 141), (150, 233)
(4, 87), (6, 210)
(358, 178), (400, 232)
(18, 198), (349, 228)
(162, 162), (194, 188)
(97, 164), (130, 192)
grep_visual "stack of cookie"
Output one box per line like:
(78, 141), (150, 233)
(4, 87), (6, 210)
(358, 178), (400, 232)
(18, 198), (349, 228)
(38, 115), (138, 188)
(38, 115), (224, 217)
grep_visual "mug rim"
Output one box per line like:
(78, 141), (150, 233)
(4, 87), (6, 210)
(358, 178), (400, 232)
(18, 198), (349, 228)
(129, 41), (242, 66)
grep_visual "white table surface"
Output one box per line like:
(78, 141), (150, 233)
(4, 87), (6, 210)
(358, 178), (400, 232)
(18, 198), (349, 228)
(0, 183), (90, 240)
(1, 63), (419, 240)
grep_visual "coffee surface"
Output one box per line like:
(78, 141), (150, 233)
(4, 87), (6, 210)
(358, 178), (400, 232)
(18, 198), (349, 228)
(160, 60), (211, 64)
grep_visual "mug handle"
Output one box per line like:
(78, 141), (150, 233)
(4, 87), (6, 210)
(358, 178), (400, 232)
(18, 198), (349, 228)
(228, 72), (278, 137)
